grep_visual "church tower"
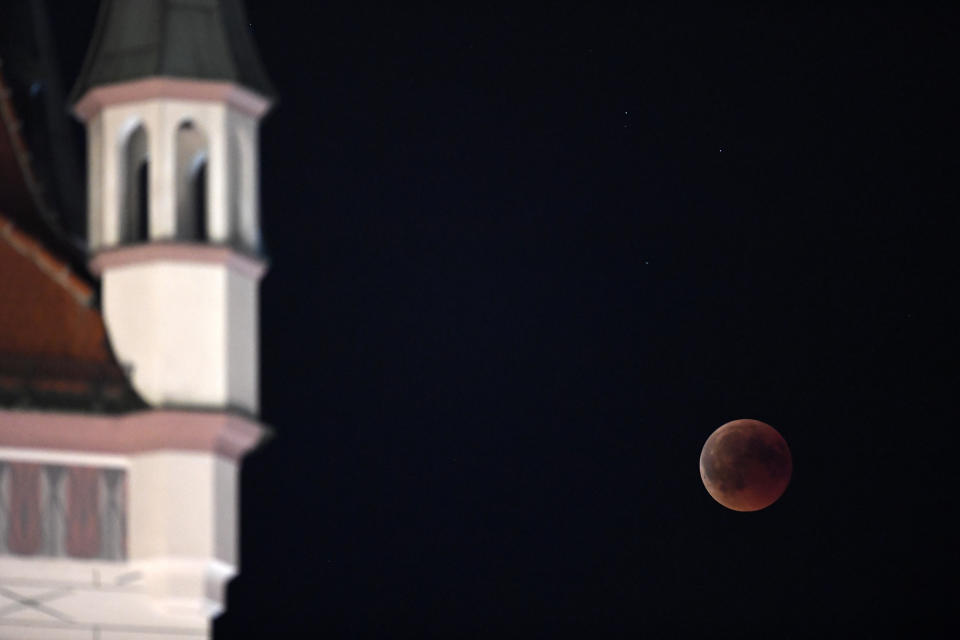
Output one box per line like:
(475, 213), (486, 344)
(0, 1), (272, 637)
(72, 0), (274, 414)
(69, 0), (274, 630)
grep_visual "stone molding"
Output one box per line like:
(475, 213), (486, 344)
(73, 77), (272, 121)
(89, 244), (267, 281)
(0, 410), (265, 461)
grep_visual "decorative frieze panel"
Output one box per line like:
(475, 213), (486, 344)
(0, 461), (125, 560)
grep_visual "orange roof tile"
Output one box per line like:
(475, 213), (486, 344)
(0, 215), (102, 359)
(0, 67), (141, 412)
(0, 214), (141, 411)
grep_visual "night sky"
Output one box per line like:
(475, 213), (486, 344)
(50, 3), (956, 637)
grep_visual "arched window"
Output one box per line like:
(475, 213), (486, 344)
(195, 162), (208, 240)
(136, 162), (148, 240)
(175, 121), (209, 240)
(121, 125), (149, 243)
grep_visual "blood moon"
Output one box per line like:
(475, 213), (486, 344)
(699, 419), (792, 512)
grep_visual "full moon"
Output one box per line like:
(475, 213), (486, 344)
(699, 419), (792, 512)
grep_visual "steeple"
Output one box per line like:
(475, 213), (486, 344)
(71, 0), (274, 257)
(71, 0), (274, 415)
(70, 0), (275, 103)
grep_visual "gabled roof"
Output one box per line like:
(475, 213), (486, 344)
(0, 39), (87, 276)
(0, 67), (142, 413)
(69, 0), (275, 104)
(0, 216), (142, 412)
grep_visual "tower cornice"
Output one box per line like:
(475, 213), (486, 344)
(0, 408), (266, 461)
(73, 76), (273, 122)
(89, 242), (268, 280)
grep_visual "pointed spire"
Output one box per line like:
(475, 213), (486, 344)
(69, 0), (274, 104)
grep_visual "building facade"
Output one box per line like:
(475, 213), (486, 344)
(0, 1), (273, 637)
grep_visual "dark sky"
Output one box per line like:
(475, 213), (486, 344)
(51, 2), (956, 637)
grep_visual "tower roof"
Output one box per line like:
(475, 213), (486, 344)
(69, 0), (275, 104)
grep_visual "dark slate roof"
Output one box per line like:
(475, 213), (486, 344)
(0, 0), (89, 275)
(70, 0), (275, 104)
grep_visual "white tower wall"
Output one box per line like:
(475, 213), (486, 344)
(95, 255), (263, 413)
